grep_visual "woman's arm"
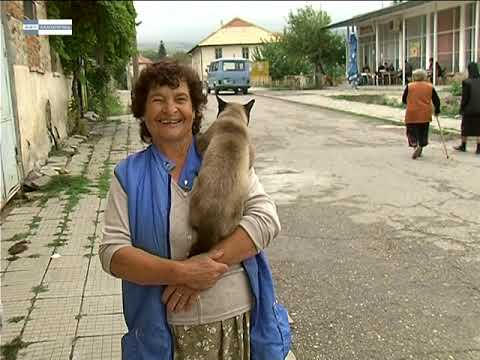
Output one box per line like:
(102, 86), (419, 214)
(402, 85), (408, 104)
(460, 81), (470, 115)
(100, 176), (228, 289)
(163, 167), (281, 311)
(210, 167), (281, 265)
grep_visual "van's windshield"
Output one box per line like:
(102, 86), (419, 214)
(222, 61), (246, 72)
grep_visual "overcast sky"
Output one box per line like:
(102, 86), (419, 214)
(134, 1), (393, 46)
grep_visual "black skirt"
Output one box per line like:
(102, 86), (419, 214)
(461, 114), (480, 137)
(406, 123), (430, 147)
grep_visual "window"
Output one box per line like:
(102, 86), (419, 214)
(465, 2), (477, 65)
(242, 47), (249, 59)
(23, 1), (37, 20)
(432, 7), (461, 73)
(215, 48), (222, 59)
(222, 61), (245, 71)
(405, 15), (426, 70)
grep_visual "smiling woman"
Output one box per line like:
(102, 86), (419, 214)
(99, 57), (291, 359)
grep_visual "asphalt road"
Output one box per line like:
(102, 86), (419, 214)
(205, 93), (480, 360)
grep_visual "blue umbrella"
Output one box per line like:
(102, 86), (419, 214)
(348, 33), (359, 85)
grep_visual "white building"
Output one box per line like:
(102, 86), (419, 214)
(187, 17), (275, 81)
(328, 1), (479, 85)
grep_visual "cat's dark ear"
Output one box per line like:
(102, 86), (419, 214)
(216, 95), (227, 115)
(244, 99), (255, 114)
(243, 99), (255, 124)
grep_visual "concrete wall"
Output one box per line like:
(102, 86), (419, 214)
(13, 66), (71, 173)
(4, 1), (72, 175)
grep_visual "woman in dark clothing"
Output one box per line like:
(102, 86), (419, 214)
(402, 69), (441, 159)
(454, 62), (480, 154)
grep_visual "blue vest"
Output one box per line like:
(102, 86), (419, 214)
(114, 142), (291, 360)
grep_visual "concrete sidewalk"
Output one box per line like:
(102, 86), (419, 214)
(251, 87), (461, 135)
(1, 115), (297, 360)
(1, 116), (140, 359)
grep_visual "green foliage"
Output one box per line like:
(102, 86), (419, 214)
(140, 49), (160, 62)
(106, 94), (125, 116)
(284, 6), (345, 80)
(47, 1), (137, 119)
(170, 51), (191, 65)
(1, 337), (29, 360)
(253, 34), (312, 80)
(158, 40), (167, 58)
(253, 5), (345, 86)
(449, 80), (462, 96)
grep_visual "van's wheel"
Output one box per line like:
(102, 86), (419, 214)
(234, 89), (238, 95)
(243, 88), (248, 94)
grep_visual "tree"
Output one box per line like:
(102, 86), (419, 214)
(47, 1), (137, 121)
(283, 5), (345, 87)
(158, 40), (167, 58)
(252, 34), (311, 80)
(140, 49), (160, 62)
(170, 51), (191, 65)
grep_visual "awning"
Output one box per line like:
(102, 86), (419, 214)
(325, 1), (430, 29)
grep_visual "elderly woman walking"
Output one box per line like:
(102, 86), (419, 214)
(454, 62), (480, 154)
(402, 69), (441, 159)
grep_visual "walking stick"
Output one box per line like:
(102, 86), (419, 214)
(435, 115), (449, 159)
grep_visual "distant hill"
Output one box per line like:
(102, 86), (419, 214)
(137, 40), (195, 54)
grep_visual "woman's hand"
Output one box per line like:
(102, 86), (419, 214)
(162, 285), (199, 313)
(179, 250), (228, 290)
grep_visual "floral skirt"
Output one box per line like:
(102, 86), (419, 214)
(171, 311), (251, 360)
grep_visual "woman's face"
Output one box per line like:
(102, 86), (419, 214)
(144, 80), (194, 145)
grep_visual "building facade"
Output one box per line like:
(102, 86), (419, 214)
(188, 17), (275, 82)
(1, 1), (72, 207)
(329, 1), (479, 85)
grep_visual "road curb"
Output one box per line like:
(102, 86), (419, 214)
(253, 92), (461, 136)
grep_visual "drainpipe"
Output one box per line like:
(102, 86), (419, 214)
(426, 12), (431, 68)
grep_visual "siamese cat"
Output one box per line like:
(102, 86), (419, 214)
(189, 95), (255, 256)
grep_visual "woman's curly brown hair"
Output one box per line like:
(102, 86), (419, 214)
(131, 58), (207, 143)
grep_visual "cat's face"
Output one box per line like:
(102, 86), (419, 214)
(216, 95), (255, 125)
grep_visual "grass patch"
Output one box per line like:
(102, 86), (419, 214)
(27, 254), (41, 259)
(330, 94), (404, 108)
(7, 316), (25, 324)
(330, 94), (461, 118)
(98, 160), (113, 199)
(0, 337), (29, 360)
(31, 284), (49, 295)
(46, 239), (68, 248)
(40, 175), (92, 211)
(6, 256), (19, 262)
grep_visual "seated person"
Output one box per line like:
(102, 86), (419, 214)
(362, 65), (371, 73)
(404, 60), (413, 84)
(427, 58), (444, 82)
(360, 65), (372, 85)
